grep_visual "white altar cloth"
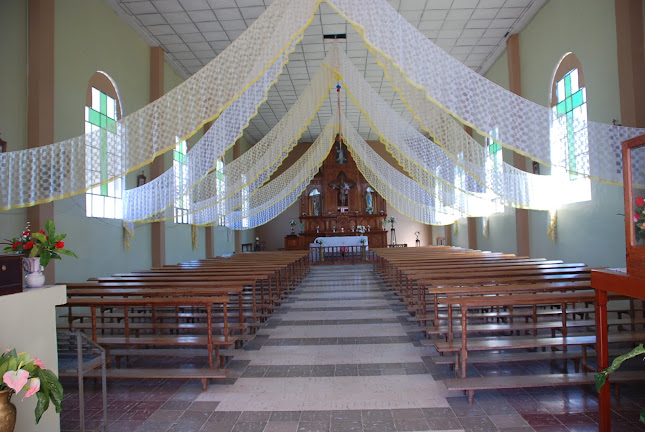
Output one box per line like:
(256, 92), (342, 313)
(311, 235), (368, 249)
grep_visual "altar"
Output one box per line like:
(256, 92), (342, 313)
(312, 235), (368, 249)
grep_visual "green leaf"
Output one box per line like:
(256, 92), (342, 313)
(640, 407), (645, 424)
(34, 391), (49, 424)
(40, 369), (63, 412)
(57, 249), (78, 258)
(595, 344), (645, 392)
(29, 245), (41, 258)
(45, 220), (55, 238)
(0, 359), (11, 377)
(53, 233), (66, 243)
(40, 251), (51, 268)
(31, 233), (47, 243)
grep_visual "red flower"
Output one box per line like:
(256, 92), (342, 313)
(11, 242), (21, 250)
(636, 212), (641, 223)
(38, 230), (46, 235)
(55, 241), (64, 249)
(637, 196), (645, 207)
(22, 231), (31, 236)
(23, 241), (34, 250)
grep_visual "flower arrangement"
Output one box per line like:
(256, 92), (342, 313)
(289, 219), (296, 227)
(2, 221), (77, 267)
(0, 349), (63, 424)
(315, 239), (324, 245)
(360, 238), (366, 244)
(634, 196), (645, 240)
(415, 231), (420, 240)
(387, 216), (396, 225)
(356, 225), (366, 234)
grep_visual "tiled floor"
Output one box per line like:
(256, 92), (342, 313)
(59, 264), (645, 432)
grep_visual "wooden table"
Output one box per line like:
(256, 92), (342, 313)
(591, 268), (645, 432)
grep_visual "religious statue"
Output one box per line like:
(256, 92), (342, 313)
(329, 171), (356, 208)
(365, 188), (374, 214)
(335, 134), (348, 164)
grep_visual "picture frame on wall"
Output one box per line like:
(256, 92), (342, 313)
(532, 161), (540, 175)
(137, 171), (147, 187)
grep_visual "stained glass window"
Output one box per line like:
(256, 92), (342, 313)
(551, 68), (589, 181)
(550, 63), (590, 203)
(85, 85), (123, 219)
(174, 139), (189, 224)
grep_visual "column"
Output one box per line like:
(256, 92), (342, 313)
(149, 46), (166, 268)
(464, 126), (478, 250)
(507, 34), (530, 257)
(615, 0), (645, 128)
(233, 141), (241, 253)
(203, 122), (215, 258)
(27, 0), (56, 282)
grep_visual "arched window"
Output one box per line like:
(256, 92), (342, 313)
(550, 53), (590, 203)
(173, 138), (189, 224)
(485, 127), (504, 214)
(486, 127), (502, 189)
(85, 72), (124, 219)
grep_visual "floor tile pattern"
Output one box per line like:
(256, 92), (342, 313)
(59, 264), (645, 432)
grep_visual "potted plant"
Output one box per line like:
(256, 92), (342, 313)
(0, 349), (63, 427)
(2, 221), (77, 288)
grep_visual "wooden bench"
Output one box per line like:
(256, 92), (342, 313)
(58, 366), (228, 391)
(444, 371), (645, 404)
(61, 296), (232, 385)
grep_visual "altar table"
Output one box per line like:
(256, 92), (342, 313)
(311, 235), (369, 249)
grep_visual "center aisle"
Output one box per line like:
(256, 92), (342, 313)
(196, 264), (456, 431)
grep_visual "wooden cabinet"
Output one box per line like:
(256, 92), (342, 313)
(0, 255), (23, 296)
(284, 235), (300, 250)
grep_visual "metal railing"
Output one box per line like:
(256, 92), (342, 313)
(310, 245), (375, 264)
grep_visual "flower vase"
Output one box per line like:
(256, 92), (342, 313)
(23, 257), (45, 288)
(0, 390), (16, 432)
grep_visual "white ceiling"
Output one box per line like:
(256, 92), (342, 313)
(106, 0), (546, 143)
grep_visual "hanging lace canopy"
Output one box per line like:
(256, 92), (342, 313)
(2, 0), (644, 229)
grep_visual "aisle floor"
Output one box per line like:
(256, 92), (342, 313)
(60, 264), (645, 432)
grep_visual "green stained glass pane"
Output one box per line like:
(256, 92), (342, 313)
(557, 101), (566, 116)
(106, 118), (116, 134)
(173, 150), (180, 161)
(564, 74), (571, 97)
(488, 142), (501, 154)
(565, 97), (572, 112)
(100, 114), (107, 128)
(571, 90), (583, 109)
(89, 109), (101, 126)
(100, 92), (107, 115)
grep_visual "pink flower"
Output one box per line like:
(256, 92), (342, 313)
(22, 378), (40, 400)
(31, 356), (46, 369)
(3, 369), (29, 393)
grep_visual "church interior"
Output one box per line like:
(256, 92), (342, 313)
(1, 0), (645, 431)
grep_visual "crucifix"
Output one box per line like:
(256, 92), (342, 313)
(328, 171), (356, 208)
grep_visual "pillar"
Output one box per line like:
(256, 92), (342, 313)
(615, 0), (645, 128)
(150, 46), (166, 268)
(27, 0), (56, 281)
(507, 34), (530, 257)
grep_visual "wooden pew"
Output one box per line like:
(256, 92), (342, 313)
(61, 296), (231, 390)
